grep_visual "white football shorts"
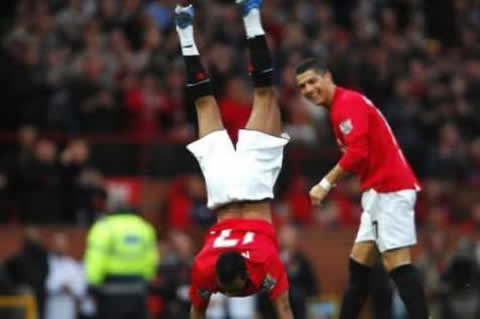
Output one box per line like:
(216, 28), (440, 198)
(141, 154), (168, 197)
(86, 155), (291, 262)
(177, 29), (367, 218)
(186, 129), (289, 210)
(355, 188), (417, 253)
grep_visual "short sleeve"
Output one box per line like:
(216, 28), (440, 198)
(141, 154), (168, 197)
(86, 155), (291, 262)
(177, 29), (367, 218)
(189, 262), (212, 309)
(266, 254), (289, 301)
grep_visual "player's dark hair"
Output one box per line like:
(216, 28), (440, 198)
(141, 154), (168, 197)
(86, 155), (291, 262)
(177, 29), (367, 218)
(216, 251), (247, 285)
(296, 58), (328, 75)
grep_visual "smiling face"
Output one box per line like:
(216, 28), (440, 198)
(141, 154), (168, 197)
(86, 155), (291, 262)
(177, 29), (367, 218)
(296, 69), (335, 107)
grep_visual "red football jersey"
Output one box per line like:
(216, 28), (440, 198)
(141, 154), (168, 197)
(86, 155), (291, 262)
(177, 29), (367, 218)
(189, 218), (289, 309)
(330, 87), (420, 192)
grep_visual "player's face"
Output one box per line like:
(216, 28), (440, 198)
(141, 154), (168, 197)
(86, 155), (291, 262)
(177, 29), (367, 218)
(217, 276), (248, 296)
(296, 70), (332, 106)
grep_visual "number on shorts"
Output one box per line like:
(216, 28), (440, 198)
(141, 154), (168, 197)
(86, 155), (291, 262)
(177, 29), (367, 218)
(372, 221), (379, 239)
(213, 229), (255, 248)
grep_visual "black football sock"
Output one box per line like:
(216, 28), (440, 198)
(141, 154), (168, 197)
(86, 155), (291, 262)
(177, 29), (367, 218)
(339, 258), (372, 319)
(184, 55), (213, 101)
(246, 35), (273, 88)
(390, 265), (429, 319)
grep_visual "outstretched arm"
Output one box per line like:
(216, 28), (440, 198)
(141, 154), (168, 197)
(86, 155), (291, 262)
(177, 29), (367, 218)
(273, 290), (294, 319)
(175, 5), (223, 138)
(240, 0), (282, 137)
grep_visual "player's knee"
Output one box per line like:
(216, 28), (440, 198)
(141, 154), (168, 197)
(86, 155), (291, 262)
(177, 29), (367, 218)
(254, 87), (274, 97)
(195, 95), (216, 108)
(382, 248), (411, 272)
(351, 242), (377, 267)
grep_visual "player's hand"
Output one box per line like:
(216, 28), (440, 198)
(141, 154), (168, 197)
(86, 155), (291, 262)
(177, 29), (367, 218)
(309, 183), (329, 206)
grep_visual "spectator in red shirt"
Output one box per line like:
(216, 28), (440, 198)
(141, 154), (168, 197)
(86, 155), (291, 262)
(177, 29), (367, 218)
(219, 75), (252, 143)
(166, 175), (213, 230)
(284, 175), (312, 225)
(124, 72), (170, 140)
(330, 177), (362, 228)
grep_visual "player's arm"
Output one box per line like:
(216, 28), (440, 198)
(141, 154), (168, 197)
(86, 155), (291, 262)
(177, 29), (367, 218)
(189, 263), (211, 319)
(310, 97), (368, 205)
(190, 304), (207, 319)
(268, 254), (293, 318)
(310, 164), (347, 206)
(189, 287), (210, 319)
(272, 290), (294, 319)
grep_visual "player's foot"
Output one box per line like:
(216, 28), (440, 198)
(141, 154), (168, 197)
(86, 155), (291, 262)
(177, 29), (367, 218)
(236, 0), (263, 17)
(175, 4), (194, 29)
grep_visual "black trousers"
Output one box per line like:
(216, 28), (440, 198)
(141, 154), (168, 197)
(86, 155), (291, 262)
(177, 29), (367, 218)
(97, 294), (149, 319)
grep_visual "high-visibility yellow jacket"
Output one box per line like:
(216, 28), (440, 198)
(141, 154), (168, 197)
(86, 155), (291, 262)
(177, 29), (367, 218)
(85, 213), (158, 286)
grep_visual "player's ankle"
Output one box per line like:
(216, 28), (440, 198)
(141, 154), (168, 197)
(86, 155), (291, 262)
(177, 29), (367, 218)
(175, 5), (199, 55)
(247, 35), (273, 87)
(176, 24), (198, 56)
(184, 55), (213, 100)
(243, 8), (264, 38)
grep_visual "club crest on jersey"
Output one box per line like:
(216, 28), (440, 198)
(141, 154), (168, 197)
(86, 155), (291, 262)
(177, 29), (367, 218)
(339, 119), (353, 135)
(198, 288), (211, 300)
(261, 274), (277, 292)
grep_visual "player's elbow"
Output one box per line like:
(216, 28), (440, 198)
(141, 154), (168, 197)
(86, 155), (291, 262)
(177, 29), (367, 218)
(350, 151), (368, 169)
(354, 148), (368, 162)
(339, 148), (368, 171)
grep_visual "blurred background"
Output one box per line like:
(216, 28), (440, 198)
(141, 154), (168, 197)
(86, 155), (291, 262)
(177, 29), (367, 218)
(0, 0), (480, 318)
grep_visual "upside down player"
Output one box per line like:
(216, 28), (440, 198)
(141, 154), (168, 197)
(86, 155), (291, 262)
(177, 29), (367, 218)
(295, 58), (429, 319)
(174, 1), (294, 318)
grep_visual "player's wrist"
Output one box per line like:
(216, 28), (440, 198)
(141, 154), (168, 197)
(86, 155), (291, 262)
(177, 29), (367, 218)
(318, 178), (333, 192)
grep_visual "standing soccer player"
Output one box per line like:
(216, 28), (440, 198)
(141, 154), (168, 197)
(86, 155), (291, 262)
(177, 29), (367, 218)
(175, 1), (294, 319)
(295, 58), (429, 319)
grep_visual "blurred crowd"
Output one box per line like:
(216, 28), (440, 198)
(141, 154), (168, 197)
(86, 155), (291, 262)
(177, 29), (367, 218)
(0, 0), (480, 318)
(0, 126), (106, 225)
(0, 0), (479, 231)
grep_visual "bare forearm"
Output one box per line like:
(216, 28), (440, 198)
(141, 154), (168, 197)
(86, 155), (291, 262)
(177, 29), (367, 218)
(324, 164), (347, 185)
(190, 306), (206, 319)
(274, 291), (294, 319)
(277, 308), (294, 319)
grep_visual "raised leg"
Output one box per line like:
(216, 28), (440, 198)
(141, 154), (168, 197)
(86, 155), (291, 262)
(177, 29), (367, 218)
(238, 0), (282, 137)
(175, 5), (224, 138)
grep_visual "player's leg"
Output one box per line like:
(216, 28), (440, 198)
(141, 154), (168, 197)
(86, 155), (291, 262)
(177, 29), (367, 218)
(339, 241), (378, 319)
(175, 5), (223, 138)
(237, 0), (281, 137)
(383, 248), (429, 319)
(378, 190), (429, 319)
(339, 194), (379, 319)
